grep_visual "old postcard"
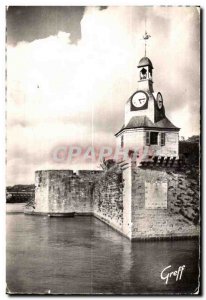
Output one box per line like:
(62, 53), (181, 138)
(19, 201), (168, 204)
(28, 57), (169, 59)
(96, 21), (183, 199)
(6, 6), (200, 295)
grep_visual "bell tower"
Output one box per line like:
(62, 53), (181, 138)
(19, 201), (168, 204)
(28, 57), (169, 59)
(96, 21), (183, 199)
(137, 31), (154, 92)
(137, 57), (154, 92)
(115, 29), (180, 159)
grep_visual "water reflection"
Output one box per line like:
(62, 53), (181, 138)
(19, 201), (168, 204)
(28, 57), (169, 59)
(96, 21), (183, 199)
(7, 213), (199, 294)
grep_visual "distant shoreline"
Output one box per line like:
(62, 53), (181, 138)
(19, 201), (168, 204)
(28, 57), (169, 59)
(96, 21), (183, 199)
(6, 203), (26, 213)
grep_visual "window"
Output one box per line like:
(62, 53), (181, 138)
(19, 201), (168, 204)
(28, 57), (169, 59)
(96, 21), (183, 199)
(121, 135), (124, 148)
(145, 132), (158, 145)
(160, 133), (165, 146)
(150, 132), (158, 145)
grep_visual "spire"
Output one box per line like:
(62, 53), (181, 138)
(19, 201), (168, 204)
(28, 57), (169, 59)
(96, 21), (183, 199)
(142, 18), (151, 56)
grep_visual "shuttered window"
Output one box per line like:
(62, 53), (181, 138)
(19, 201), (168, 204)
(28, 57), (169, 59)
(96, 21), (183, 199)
(161, 132), (165, 146)
(150, 132), (158, 145)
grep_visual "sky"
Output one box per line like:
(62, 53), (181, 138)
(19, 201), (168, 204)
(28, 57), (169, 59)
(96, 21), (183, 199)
(6, 6), (200, 185)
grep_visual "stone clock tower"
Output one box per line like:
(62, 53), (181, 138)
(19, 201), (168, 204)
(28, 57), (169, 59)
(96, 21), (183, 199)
(115, 56), (180, 159)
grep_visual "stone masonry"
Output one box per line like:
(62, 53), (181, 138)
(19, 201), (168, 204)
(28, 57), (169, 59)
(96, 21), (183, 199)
(30, 158), (199, 241)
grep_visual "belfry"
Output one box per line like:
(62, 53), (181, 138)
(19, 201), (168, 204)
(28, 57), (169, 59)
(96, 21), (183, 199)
(115, 32), (180, 161)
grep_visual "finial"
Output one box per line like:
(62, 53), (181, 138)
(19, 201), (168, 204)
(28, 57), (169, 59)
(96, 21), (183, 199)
(142, 18), (151, 56)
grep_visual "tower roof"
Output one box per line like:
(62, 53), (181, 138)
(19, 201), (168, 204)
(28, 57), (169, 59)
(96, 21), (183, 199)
(138, 57), (153, 69)
(115, 116), (180, 136)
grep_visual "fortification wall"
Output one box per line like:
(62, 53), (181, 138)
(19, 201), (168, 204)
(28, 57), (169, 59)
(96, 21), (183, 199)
(34, 170), (102, 214)
(35, 171), (50, 213)
(34, 168), (124, 233)
(130, 165), (199, 239)
(93, 167), (123, 233)
(33, 162), (199, 240)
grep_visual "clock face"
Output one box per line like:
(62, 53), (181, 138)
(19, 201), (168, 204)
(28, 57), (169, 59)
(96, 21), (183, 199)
(157, 93), (163, 109)
(132, 92), (148, 108)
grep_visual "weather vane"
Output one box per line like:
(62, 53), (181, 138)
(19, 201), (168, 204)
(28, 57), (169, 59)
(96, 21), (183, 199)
(142, 18), (151, 56)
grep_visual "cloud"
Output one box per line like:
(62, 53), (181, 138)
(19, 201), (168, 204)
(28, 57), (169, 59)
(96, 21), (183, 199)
(6, 6), (85, 45)
(6, 6), (200, 185)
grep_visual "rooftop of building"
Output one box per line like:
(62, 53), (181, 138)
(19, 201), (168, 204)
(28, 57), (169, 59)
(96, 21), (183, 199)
(138, 56), (153, 69)
(115, 115), (180, 136)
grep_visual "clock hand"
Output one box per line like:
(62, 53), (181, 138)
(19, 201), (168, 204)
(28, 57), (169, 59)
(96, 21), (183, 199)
(139, 98), (145, 103)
